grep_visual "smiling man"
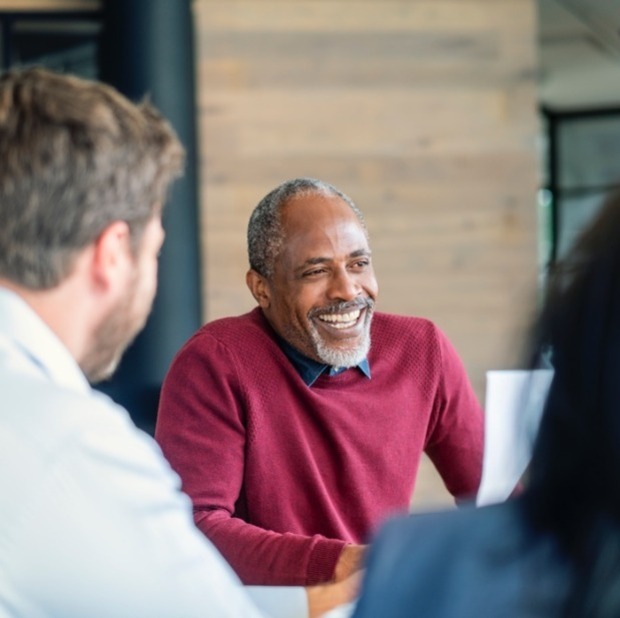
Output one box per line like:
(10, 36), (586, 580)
(156, 177), (484, 587)
(248, 188), (377, 372)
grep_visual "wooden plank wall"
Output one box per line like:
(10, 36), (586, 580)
(204, 0), (541, 507)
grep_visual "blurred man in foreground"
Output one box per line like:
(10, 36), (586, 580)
(0, 67), (352, 618)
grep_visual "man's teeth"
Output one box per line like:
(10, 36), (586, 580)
(318, 310), (361, 328)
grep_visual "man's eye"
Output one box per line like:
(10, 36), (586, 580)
(303, 268), (326, 277)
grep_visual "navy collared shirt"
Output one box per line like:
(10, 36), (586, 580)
(276, 335), (371, 387)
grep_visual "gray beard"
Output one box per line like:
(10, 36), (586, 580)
(309, 315), (372, 368)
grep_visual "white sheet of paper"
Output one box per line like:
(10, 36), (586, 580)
(322, 602), (356, 618)
(477, 369), (553, 506)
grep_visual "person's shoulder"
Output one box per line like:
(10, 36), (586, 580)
(378, 502), (519, 550)
(373, 311), (437, 333)
(2, 371), (121, 438)
(355, 503), (525, 618)
(371, 311), (444, 347)
(365, 502), (526, 594)
(3, 376), (133, 446)
(185, 307), (271, 346)
(166, 308), (271, 366)
(1, 373), (165, 488)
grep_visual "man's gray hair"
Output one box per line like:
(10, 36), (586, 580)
(247, 177), (367, 278)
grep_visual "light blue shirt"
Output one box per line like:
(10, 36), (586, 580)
(0, 288), (306, 618)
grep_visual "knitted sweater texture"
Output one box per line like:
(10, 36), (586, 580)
(156, 308), (483, 585)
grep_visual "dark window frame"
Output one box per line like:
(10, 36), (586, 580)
(0, 10), (102, 74)
(542, 105), (620, 265)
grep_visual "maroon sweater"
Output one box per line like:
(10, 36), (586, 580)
(156, 308), (483, 585)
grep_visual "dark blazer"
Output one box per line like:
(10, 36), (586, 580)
(353, 500), (572, 618)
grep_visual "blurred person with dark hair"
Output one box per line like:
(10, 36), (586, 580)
(352, 190), (620, 618)
(0, 67), (353, 618)
(156, 177), (484, 587)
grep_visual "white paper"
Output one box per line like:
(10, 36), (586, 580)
(321, 602), (356, 618)
(476, 369), (553, 506)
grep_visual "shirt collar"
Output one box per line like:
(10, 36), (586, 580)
(276, 334), (371, 387)
(0, 287), (91, 393)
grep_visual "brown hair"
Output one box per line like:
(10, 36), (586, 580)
(0, 67), (185, 288)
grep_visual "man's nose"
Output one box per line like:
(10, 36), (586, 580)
(327, 267), (360, 301)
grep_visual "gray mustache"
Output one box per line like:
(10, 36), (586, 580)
(309, 298), (374, 318)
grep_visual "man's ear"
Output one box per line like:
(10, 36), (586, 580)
(91, 220), (132, 290)
(246, 269), (271, 309)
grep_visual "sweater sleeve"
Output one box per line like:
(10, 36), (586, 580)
(155, 332), (346, 586)
(423, 326), (484, 501)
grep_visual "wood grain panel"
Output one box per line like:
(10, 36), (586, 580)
(194, 0), (540, 507)
(197, 1), (532, 33)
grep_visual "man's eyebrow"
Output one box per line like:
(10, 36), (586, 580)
(294, 256), (331, 274)
(350, 249), (372, 258)
(294, 249), (372, 273)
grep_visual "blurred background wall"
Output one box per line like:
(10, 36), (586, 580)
(3, 0), (619, 507)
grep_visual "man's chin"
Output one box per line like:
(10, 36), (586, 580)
(314, 337), (371, 368)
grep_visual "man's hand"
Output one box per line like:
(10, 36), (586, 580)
(306, 570), (362, 618)
(304, 544), (366, 617)
(334, 544), (367, 582)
